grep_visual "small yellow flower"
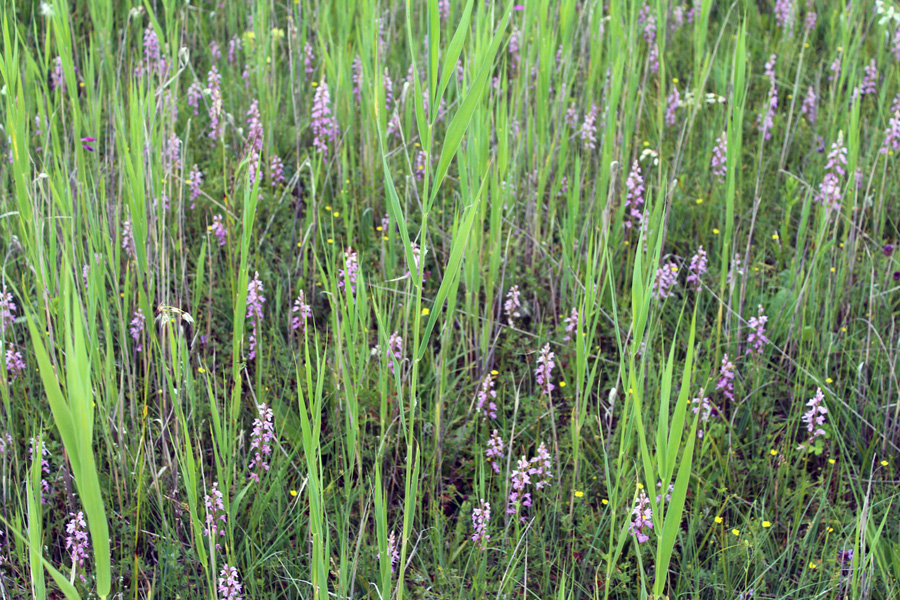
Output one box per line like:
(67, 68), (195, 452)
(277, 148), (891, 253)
(826, 527), (833, 532)
(383, 236), (389, 241)
(560, 381), (567, 388)
(421, 308), (430, 316)
(290, 489), (298, 497)
(643, 141), (650, 146)
(297, 242), (302, 248)
(762, 521), (772, 528)
(333, 212), (340, 217)
(198, 367), (206, 374)
(377, 226), (383, 231)
(575, 491), (584, 498)
(696, 198), (703, 204)
(828, 458), (835, 464)
(637, 483), (644, 490)
(312, 81), (318, 87)
(624, 240), (630, 245)
(120, 292), (125, 297)
(672, 78), (679, 83)
(809, 562), (817, 570)
(732, 529), (740, 536)
(830, 267), (835, 273)
(804, 43), (809, 48)
(325, 205), (332, 211)
(825, 378), (833, 384)
(770, 449), (778, 456)
(491, 370), (499, 375)
(670, 265), (678, 272)
(840, 242), (845, 248)
(772, 233), (779, 240)
(881, 460), (889, 466)
(602, 499), (609, 505)
(841, 327), (847, 332)
(327, 238), (334, 244)
(713, 228), (720, 234)
(715, 516), (723, 524)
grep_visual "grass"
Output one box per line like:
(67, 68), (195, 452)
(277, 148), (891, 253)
(1, 0), (900, 598)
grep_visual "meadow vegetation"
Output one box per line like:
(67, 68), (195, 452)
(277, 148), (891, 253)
(1, 0), (900, 598)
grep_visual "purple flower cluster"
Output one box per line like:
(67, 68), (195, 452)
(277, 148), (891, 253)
(563, 308), (579, 342)
(204, 481), (227, 549)
(727, 252), (744, 286)
(476, 372), (498, 420)
(817, 132), (847, 212)
(130, 308), (145, 353)
(858, 59), (878, 97)
(292, 291), (312, 333)
(757, 54), (778, 141)
(686, 246), (708, 291)
(186, 84), (202, 117)
(438, 0), (450, 24)
(716, 354), (736, 402)
(139, 27), (169, 79)
(218, 564), (243, 600)
(6, 348), (25, 379)
(311, 82), (340, 159)
(164, 134), (181, 174)
(828, 55), (841, 82)
(504, 285), (521, 326)
(304, 42), (315, 80)
(248, 403), (275, 481)
(207, 67), (224, 141)
(581, 104), (598, 150)
(29, 436), (51, 504)
(800, 86), (817, 125)
(338, 247), (359, 294)
(228, 35), (242, 65)
(471, 499), (491, 547)
(638, 5), (659, 74)
(486, 429), (504, 474)
(745, 305), (769, 355)
(415, 150), (427, 181)
(630, 489), (653, 543)
(535, 343), (556, 397)
(269, 154), (285, 186)
(624, 161), (645, 230)
(653, 262), (678, 299)
(50, 56), (65, 91)
(893, 25), (900, 64)
(385, 530), (400, 574)
(246, 99), (264, 155)
(352, 55), (363, 106)
(188, 164), (203, 209)
(0, 287), (16, 331)
(881, 94), (900, 155)
(387, 331), (403, 375)
(774, 0), (795, 38)
(506, 442), (553, 520)
(509, 26), (520, 71)
(665, 83), (680, 127)
(65, 511), (90, 583)
(798, 388), (827, 450)
(804, 0), (816, 32)
(711, 131), (727, 182)
(692, 395), (719, 438)
(246, 272), (265, 361)
(122, 219), (136, 259)
(210, 215), (227, 247)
